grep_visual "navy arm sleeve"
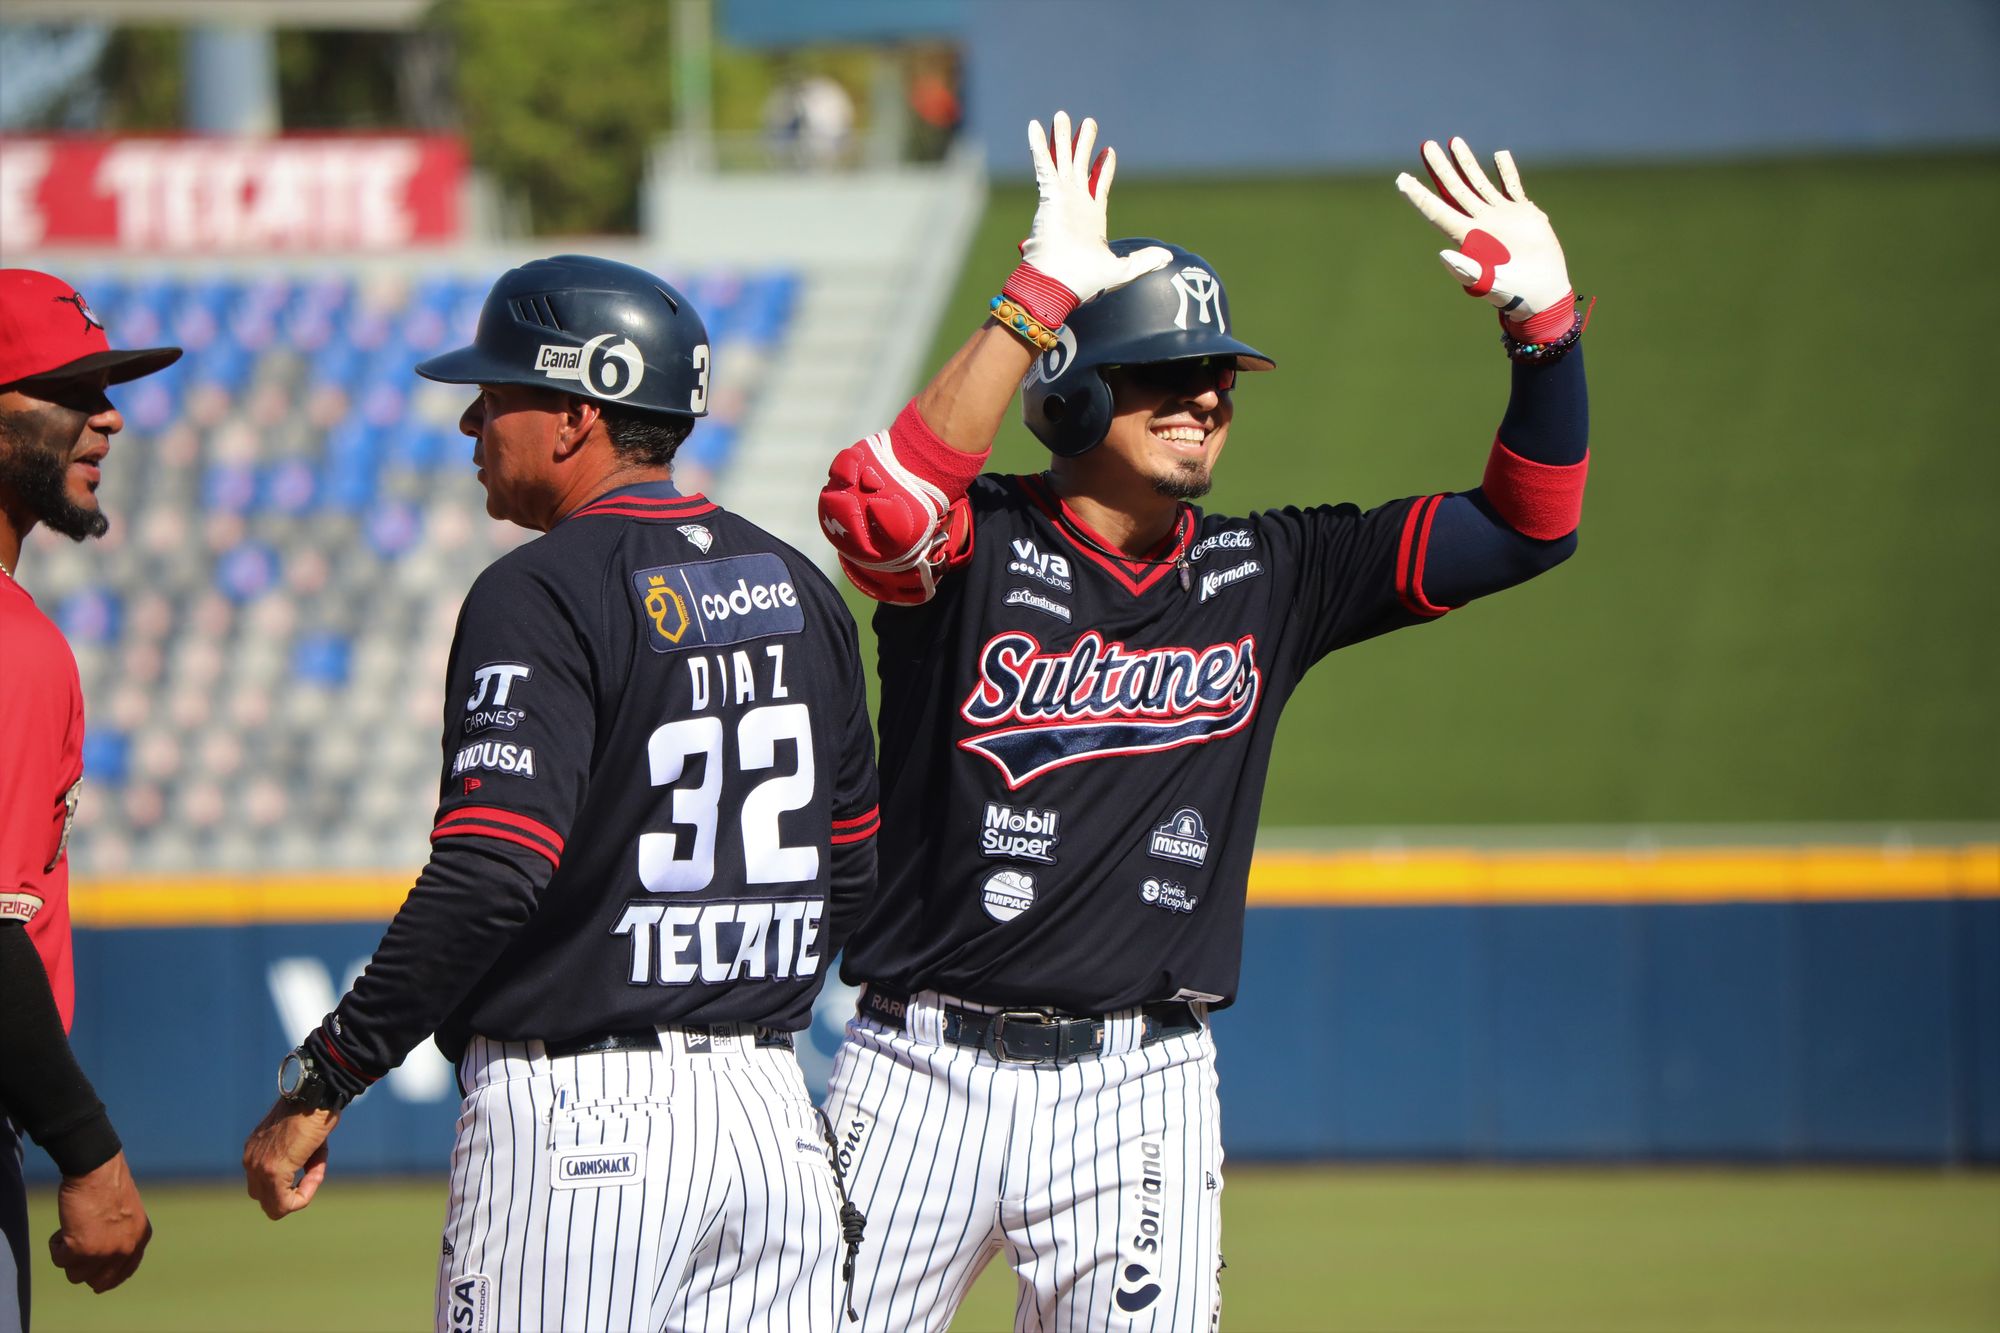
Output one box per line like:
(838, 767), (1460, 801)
(0, 922), (120, 1176)
(1420, 346), (1587, 608)
(310, 558), (598, 1094)
(310, 840), (544, 1100)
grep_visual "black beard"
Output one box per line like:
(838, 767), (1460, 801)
(1152, 460), (1212, 501)
(0, 433), (109, 542)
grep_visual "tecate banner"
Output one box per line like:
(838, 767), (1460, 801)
(0, 135), (466, 252)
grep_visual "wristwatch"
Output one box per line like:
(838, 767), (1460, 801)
(277, 1047), (342, 1112)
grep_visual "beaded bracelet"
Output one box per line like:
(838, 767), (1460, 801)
(1500, 294), (1596, 365)
(990, 296), (1061, 352)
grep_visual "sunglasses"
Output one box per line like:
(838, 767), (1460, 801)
(1109, 358), (1238, 395)
(9, 372), (114, 414)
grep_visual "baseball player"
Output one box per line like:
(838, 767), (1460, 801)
(0, 269), (180, 1327)
(815, 115), (1589, 1329)
(242, 256), (880, 1332)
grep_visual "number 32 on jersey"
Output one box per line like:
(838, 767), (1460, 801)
(638, 699), (817, 893)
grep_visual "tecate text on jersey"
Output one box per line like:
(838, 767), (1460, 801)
(611, 898), (825, 986)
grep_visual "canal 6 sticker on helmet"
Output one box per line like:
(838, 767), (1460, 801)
(415, 254), (713, 418)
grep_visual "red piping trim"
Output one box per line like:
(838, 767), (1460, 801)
(1018, 475), (1191, 596)
(570, 501), (719, 521)
(1395, 494), (1451, 618)
(319, 1033), (378, 1084)
(832, 808), (879, 830)
(1408, 494), (1450, 616)
(435, 805), (566, 854)
(432, 823), (562, 868)
(831, 817), (880, 845)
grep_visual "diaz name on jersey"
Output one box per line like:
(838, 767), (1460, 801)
(413, 482), (879, 1058)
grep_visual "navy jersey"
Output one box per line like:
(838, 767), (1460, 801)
(333, 482), (879, 1066)
(843, 473), (1441, 1014)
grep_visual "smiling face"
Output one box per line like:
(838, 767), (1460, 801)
(0, 370), (123, 542)
(1097, 358), (1237, 500)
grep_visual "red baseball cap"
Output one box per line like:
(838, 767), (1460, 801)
(0, 269), (181, 389)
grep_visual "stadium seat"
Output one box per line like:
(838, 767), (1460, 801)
(31, 261), (799, 874)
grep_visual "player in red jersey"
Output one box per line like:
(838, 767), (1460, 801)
(0, 269), (180, 1326)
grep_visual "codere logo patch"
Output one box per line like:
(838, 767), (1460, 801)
(641, 573), (691, 643)
(631, 554), (805, 654)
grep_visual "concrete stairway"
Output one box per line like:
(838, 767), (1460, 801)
(647, 140), (988, 564)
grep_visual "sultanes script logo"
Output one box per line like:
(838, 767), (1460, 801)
(958, 630), (1261, 789)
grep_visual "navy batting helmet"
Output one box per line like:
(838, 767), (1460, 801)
(415, 255), (710, 418)
(1022, 239), (1274, 457)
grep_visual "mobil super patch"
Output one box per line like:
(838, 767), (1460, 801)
(632, 553), (805, 654)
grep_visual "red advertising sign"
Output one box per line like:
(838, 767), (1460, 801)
(0, 135), (466, 252)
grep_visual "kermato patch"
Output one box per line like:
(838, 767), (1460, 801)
(631, 553), (805, 653)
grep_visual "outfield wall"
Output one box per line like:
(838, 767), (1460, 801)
(967, 0), (2000, 173)
(30, 842), (1999, 1180)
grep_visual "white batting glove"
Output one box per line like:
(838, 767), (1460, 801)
(1003, 111), (1171, 330)
(1396, 138), (1573, 335)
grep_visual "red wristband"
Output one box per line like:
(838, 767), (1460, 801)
(1001, 263), (1080, 330)
(1503, 297), (1578, 346)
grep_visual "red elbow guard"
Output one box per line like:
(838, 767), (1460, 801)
(838, 497), (975, 604)
(1482, 438), (1587, 540)
(819, 401), (988, 569)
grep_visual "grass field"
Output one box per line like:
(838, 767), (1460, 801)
(27, 1168), (1999, 1331)
(874, 152), (2000, 828)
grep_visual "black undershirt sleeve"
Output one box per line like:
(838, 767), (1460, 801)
(308, 835), (550, 1103)
(823, 837), (879, 965)
(821, 602), (881, 961)
(0, 922), (121, 1176)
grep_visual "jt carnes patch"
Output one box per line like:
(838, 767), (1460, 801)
(632, 553), (805, 654)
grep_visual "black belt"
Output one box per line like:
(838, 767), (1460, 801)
(860, 989), (1201, 1066)
(544, 1025), (793, 1059)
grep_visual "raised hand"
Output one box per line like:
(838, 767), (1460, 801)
(1396, 137), (1573, 336)
(1005, 110), (1171, 330)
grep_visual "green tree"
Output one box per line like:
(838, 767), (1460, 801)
(434, 0), (675, 235)
(96, 27), (183, 131)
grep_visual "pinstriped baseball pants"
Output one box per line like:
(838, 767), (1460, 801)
(823, 991), (1225, 1332)
(437, 1033), (844, 1332)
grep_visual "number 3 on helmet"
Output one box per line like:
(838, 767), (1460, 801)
(415, 254), (713, 421)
